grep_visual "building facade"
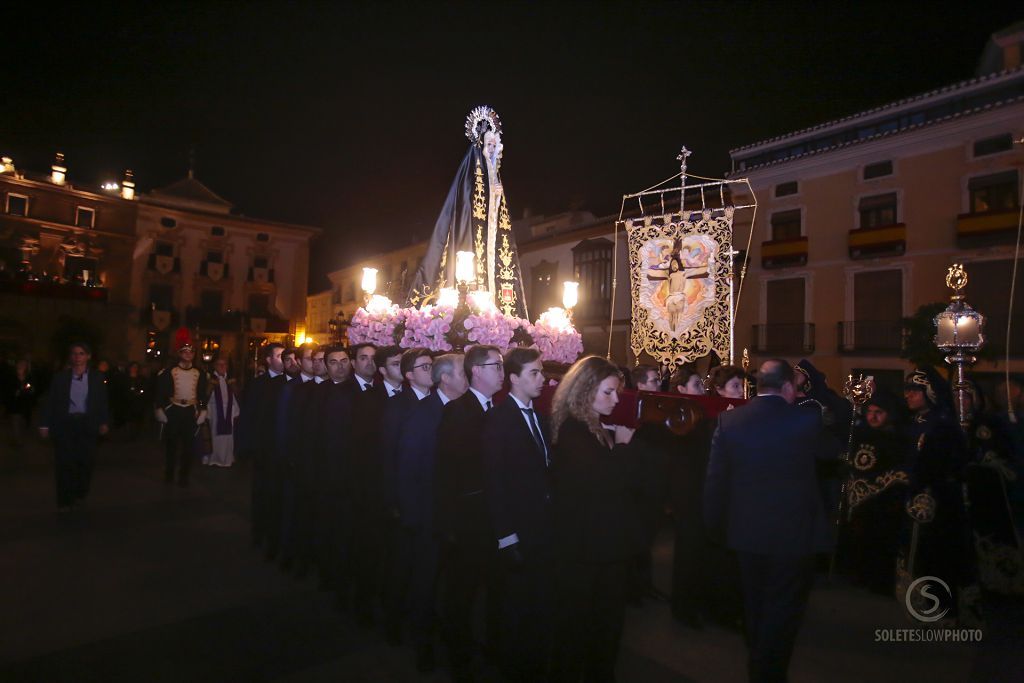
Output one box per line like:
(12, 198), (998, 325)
(0, 155), (319, 373)
(728, 27), (1024, 392)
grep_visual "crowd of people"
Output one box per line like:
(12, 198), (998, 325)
(13, 332), (1024, 682)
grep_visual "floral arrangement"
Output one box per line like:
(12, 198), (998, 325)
(347, 293), (583, 364)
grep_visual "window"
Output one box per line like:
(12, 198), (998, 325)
(572, 238), (613, 321)
(64, 255), (98, 283)
(966, 258), (1024, 356)
(6, 194), (28, 216)
(160, 217), (176, 228)
(973, 133), (1013, 157)
(200, 289), (223, 316)
(148, 283), (174, 311)
(863, 160), (893, 180)
(770, 209), (802, 240)
(761, 277), (807, 352)
(774, 181), (799, 197)
(345, 282), (356, 303)
(206, 250), (223, 263)
(253, 256), (268, 268)
(248, 293), (270, 317)
(256, 233), (269, 242)
(859, 193), (898, 229)
(211, 226), (225, 237)
(75, 207), (95, 228)
(531, 260), (559, 314)
(846, 270), (904, 352)
(155, 242), (174, 257)
(969, 171), (1019, 213)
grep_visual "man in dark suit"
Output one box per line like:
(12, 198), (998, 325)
(395, 352), (468, 672)
(483, 347), (553, 682)
(436, 344), (504, 683)
(239, 343), (287, 549)
(349, 344), (404, 625)
(704, 359), (839, 683)
(381, 347), (434, 644)
(39, 341), (110, 511)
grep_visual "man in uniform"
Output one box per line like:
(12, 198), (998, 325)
(155, 328), (209, 488)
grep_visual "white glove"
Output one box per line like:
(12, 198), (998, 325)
(154, 408), (168, 424)
(196, 410), (208, 425)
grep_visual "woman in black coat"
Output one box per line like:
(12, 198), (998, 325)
(548, 355), (641, 683)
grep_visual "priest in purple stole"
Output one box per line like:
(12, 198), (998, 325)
(206, 358), (240, 467)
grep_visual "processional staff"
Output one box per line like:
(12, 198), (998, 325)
(830, 373), (875, 578)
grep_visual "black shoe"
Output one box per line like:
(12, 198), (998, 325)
(415, 644), (435, 673)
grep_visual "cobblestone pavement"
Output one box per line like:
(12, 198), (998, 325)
(0, 429), (998, 682)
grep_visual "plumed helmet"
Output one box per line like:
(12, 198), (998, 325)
(172, 326), (194, 354)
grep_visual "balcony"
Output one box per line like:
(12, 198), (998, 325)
(751, 323), (815, 354)
(0, 278), (108, 302)
(956, 209), (1021, 248)
(983, 314), (1024, 357)
(837, 320), (904, 355)
(848, 223), (906, 259)
(761, 236), (808, 269)
(185, 307), (245, 332)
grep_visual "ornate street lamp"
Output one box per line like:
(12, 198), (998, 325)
(933, 263), (985, 430)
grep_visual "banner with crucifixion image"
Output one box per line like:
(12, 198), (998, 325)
(626, 207), (734, 365)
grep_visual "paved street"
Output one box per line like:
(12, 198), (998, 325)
(0, 429), (995, 682)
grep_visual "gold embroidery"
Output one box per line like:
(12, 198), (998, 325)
(472, 161), (486, 221)
(906, 492), (936, 523)
(847, 470), (910, 509)
(852, 444), (877, 471)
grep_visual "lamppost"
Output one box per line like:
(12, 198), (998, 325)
(933, 263), (986, 430)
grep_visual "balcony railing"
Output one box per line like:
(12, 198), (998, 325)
(0, 278), (108, 302)
(848, 223), (906, 259)
(761, 236), (808, 269)
(751, 323), (815, 354)
(982, 314), (1024, 357)
(837, 320), (904, 354)
(956, 209), (1021, 248)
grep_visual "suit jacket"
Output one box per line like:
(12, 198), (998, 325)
(703, 394), (839, 556)
(349, 381), (394, 512)
(435, 390), (492, 542)
(319, 379), (355, 496)
(238, 372), (286, 458)
(482, 396), (553, 559)
(39, 367), (110, 435)
(380, 387), (425, 512)
(396, 391), (446, 531)
(550, 417), (642, 564)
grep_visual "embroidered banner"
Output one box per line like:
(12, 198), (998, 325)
(626, 208), (734, 365)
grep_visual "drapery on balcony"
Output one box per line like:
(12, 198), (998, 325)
(956, 209), (1021, 248)
(848, 224), (906, 259)
(837, 320), (904, 354)
(751, 323), (815, 354)
(761, 236), (808, 269)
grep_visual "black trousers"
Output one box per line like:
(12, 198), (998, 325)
(163, 405), (197, 484)
(736, 552), (816, 683)
(499, 555), (554, 682)
(52, 417), (97, 507)
(385, 525), (441, 645)
(441, 537), (502, 672)
(550, 560), (628, 683)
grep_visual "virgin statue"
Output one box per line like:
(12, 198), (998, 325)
(405, 106), (529, 319)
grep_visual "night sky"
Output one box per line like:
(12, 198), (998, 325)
(3, 3), (1019, 291)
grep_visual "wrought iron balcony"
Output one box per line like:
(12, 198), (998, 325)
(837, 320), (904, 354)
(761, 236), (808, 269)
(956, 209), (1022, 248)
(0, 278), (108, 302)
(848, 223), (906, 259)
(751, 323), (815, 354)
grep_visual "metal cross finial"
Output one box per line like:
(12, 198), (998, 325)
(677, 146), (692, 176)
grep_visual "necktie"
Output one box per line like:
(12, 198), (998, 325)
(392, 386), (401, 397)
(521, 408), (548, 464)
(486, 399), (493, 412)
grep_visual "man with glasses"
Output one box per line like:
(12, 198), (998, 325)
(435, 344), (504, 682)
(382, 347), (434, 645)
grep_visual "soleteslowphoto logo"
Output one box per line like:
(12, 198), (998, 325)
(905, 576), (950, 623)
(874, 575), (983, 643)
